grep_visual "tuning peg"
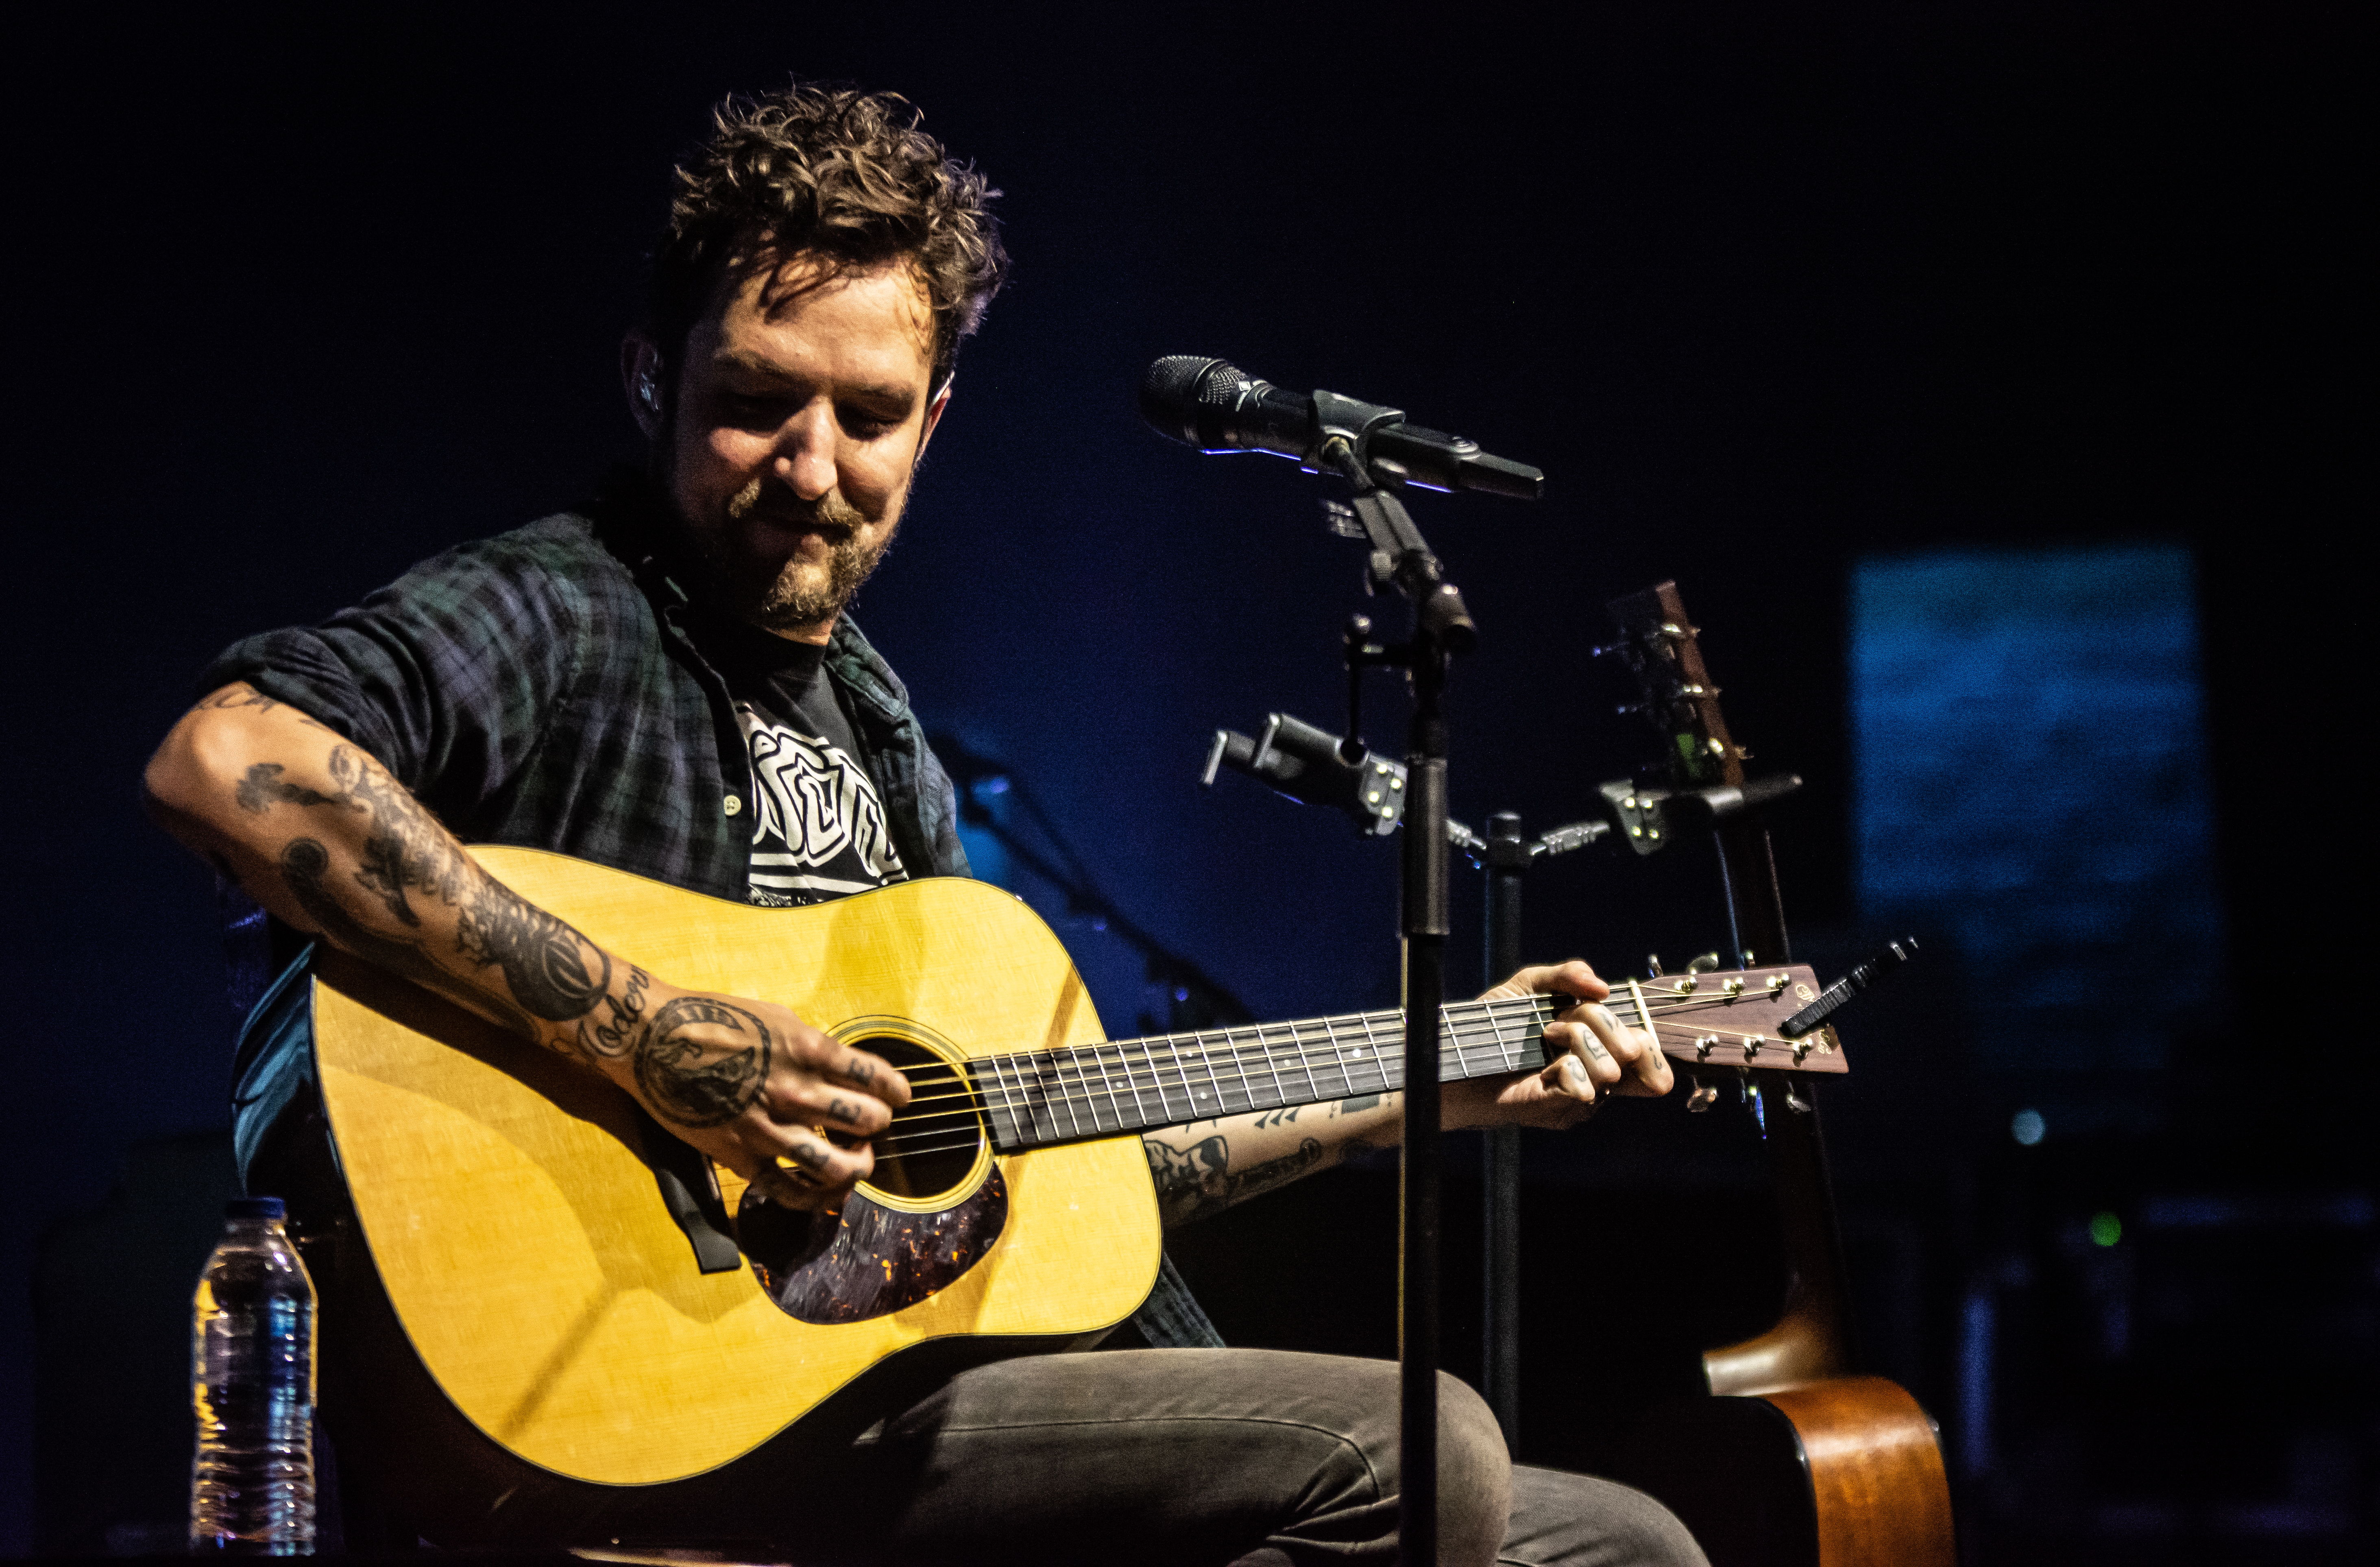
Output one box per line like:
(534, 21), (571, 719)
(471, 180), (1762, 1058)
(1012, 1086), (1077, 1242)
(1646, 954), (1665, 978)
(1686, 1075), (1719, 1113)
(1685, 953), (1720, 974)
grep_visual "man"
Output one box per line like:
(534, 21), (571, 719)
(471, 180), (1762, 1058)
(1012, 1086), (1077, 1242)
(146, 87), (1707, 1567)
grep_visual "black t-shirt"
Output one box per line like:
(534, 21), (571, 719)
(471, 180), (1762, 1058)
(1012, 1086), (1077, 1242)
(692, 612), (910, 907)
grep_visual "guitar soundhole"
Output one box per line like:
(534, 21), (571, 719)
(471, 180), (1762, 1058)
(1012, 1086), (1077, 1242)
(862, 1035), (986, 1203)
(732, 1033), (1005, 1325)
(737, 1165), (1008, 1325)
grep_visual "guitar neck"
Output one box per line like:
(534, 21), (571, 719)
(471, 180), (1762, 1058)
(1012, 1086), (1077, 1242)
(970, 994), (1570, 1152)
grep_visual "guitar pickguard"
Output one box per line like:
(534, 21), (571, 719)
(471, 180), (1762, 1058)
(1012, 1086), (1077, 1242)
(737, 1168), (1009, 1325)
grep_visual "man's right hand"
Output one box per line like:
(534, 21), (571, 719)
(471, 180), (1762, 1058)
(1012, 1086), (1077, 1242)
(588, 985), (912, 1211)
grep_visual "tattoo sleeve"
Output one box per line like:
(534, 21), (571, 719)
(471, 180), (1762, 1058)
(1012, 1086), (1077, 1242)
(1142, 1132), (1327, 1226)
(247, 742), (617, 1043)
(575, 965), (652, 1058)
(277, 836), (533, 1036)
(234, 763), (345, 816)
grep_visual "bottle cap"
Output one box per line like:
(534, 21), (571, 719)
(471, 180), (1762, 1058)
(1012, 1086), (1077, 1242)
(227, 1196), (287, 1220)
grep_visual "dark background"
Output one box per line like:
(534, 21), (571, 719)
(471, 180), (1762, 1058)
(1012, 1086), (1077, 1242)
(1, 2), (2363, 1561)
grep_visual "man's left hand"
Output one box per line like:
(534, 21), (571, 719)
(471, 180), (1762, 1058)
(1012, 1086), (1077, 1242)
(1443, 960), (1673, 1131)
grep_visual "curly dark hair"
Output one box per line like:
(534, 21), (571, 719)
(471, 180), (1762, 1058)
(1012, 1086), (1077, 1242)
(647, 85), (1007, 392)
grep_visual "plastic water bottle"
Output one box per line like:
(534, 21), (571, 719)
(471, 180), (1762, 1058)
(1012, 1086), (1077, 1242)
(190, 1196), (318, 1554)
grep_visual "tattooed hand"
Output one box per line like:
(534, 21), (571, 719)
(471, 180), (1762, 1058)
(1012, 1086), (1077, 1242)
(1445, 959), (1673, 1131)
(590, 984), (912, 1212)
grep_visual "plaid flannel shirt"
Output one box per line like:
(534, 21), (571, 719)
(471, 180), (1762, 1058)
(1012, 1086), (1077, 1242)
(201, 484), (968, 896)
(201, 476), (1219, 1349)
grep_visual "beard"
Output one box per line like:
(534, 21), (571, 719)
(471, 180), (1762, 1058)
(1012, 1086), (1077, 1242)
(688, 474), (900, 633)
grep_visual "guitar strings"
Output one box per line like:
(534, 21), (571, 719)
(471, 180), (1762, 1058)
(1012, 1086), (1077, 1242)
(861, 1023), (1768, 1163)
(879, 985), (1793, 1100)
(867, 990), (1803, 1119)
(874, 998), (1579, 1115)
(848, 1008), (1813, 1161)
(853, 1016), (1568, 1154)
(859, 1011), (1774, 1162)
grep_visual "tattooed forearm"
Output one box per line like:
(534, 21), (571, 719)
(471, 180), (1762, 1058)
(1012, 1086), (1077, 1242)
(1146, 1134), (1227, 1206)
(251, 742), (614, 1028)
(1143, 1133), (1328, 1225)
(453, 880), (612, 1022)
(171, 685), (636, 1058)
(278, 837), (533, 1034)
(234, 763), (347, 816)
(326, 747), (475, 927)
(573, 957), (657, 1057)
(1232, 1137), (1325, 1201)
(574, 964), (652, 1058)
(635, 995), (773, 1128)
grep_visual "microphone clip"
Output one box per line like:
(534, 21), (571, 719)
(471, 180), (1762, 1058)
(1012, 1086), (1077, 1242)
(1319, 487), (1475, 653)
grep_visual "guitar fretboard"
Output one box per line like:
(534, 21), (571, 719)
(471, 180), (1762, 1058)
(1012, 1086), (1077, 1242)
(967, 993), (1589, 1151)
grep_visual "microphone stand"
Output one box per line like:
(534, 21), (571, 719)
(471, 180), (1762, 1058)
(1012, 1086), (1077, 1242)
(1325, 447), (1476, 1567)
(1480, 814), (1527, 1452)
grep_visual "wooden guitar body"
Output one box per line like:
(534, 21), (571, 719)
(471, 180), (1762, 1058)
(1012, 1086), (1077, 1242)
(1623, 1379), (1951, 1567)
(311, 849), (1159, 1488)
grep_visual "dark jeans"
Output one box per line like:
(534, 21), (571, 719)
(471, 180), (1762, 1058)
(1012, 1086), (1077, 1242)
(536, 1348), (1707, 1567)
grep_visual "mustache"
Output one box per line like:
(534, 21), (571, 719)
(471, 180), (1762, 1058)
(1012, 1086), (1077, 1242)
(724, 475), (866, 535)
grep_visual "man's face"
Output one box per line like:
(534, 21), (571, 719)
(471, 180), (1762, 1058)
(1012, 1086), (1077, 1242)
(644, 251), (946, 639)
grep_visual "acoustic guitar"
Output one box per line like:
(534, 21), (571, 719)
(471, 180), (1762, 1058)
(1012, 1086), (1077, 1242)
(1599, 583), (1955, 1567)
(304, 845), (1850, 1488)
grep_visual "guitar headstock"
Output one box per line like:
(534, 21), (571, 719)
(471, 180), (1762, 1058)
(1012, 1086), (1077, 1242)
(1602, 581), (1747, 792)
(1620, 963), (1847, 1076)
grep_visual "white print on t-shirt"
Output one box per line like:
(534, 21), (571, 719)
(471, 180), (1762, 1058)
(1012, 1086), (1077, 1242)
(736, 705), (906, 902)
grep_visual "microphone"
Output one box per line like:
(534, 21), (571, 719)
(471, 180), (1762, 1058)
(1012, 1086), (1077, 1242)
(1138, 356), (1544, 500)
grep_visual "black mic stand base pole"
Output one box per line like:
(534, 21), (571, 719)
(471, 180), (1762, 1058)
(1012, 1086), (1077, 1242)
(1481, 812), (1525, 1451)
(1399, 663), (1449, 1567)
(1321, 443), (1482, 1567)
